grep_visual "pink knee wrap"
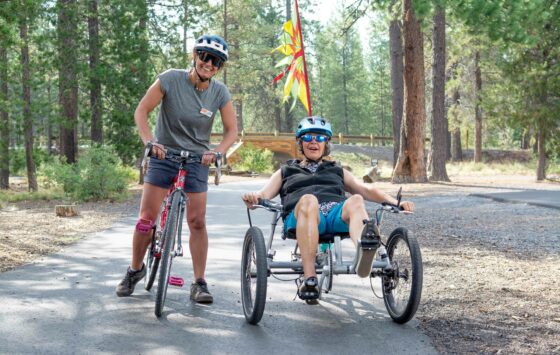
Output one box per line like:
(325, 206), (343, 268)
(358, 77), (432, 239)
(135, 218), (153, 234)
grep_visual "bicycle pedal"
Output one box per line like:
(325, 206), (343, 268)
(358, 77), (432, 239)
(168, 276), (184, 287)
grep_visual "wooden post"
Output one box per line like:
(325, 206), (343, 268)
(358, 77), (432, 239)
(370, 134), (373, 147)
(466, 128), (469, 151)
(338, 132), (343, 145)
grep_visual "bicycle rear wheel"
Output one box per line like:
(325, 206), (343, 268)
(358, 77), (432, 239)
(382, 227), (423, 324)
(155, 195), (181, 317)
(144, 228), (160, 291)
(145, 203), (165, 291)
(241, 226), (268, 325)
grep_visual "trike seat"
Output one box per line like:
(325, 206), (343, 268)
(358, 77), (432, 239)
(284, 228), (351, 243)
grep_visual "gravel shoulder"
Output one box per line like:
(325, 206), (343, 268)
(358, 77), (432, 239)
(1, 174), (559, 354)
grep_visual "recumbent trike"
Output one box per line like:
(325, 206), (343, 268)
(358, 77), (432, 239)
(240, 188), (423, 325)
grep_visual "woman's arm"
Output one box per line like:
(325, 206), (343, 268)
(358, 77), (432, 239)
(134, 79), (164, 145)
(134, 79), (165, 159)
(214, 100), (238, 155)
(342, 169), (414, 211)
(242, 169), (283, 208)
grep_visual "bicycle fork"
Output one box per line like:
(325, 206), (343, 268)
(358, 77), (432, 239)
(174, 198), (186, 257)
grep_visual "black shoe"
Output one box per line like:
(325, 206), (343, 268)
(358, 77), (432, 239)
(356, 219), (380, 278)
(298, 276), (319, 301)
(115, 264), (146, 297)
(190, 278), (213, 304)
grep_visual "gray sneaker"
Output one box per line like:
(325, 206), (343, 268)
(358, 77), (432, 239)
(190, 278), (213, 303)
(115, 264), (146, 297)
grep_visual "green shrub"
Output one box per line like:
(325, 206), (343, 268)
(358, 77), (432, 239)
(237, 144), (274, 173)
(41, 146), (131, 201)
(9, 147), (54, 175)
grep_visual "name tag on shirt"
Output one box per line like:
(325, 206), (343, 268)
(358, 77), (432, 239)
(200, 107), (213, 118)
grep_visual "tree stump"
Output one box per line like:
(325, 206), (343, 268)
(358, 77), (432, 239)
(55, 205), (79, 217)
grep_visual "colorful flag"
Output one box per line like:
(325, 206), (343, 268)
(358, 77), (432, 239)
(272, 0), (312, 116)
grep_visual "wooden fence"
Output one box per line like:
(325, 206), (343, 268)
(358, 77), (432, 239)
(211, 131), (394, 146)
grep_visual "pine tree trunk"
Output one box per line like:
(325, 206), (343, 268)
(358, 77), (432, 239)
(0, 45), (9, 189)
(474, 51), (483, 163)
(342, 35), (349, 134)
(236, 98), (243, 132)
(58, 0), (79, 164)
(88, 0), (102, 144)
(392, 0), (427, 183)
(389, 4), (403, 168)
(450, 88), (462, 161)
(20, 19), (38, 192)
(536, 127), (546, 180)
(428, 6), (449, 181)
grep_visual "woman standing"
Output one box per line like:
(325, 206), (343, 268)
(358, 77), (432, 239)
(116, 35), (237, 303)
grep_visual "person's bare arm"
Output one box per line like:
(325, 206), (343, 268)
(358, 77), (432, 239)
(343, 169), (414, 211)
(242, 169), (283, 209)
(202, 100), (238, 165)
(135, 79), (165, 159)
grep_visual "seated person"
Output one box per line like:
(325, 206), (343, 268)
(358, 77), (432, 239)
(242, 116), (414, 302)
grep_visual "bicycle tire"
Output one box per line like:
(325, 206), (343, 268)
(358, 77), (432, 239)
(241, 226), (268, 325)
(382, 227), (423, 324)
(144, 229), (160, 291)
(155, 195), (181, 317)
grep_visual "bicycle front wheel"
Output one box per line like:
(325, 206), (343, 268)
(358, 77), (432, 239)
(382, 227), (423, 324)
(241, 226), (268, 325)
(155, 195), (181, 318)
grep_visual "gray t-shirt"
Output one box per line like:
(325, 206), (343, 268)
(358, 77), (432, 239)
(155, 69), (231, 153)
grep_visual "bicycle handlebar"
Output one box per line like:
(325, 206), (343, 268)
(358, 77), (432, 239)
(254, 198), (283, 212)
(141, 142), (223, 185)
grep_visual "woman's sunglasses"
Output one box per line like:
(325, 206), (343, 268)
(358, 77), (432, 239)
(301, 134), (328, 143)
(196, 50), (224, 69)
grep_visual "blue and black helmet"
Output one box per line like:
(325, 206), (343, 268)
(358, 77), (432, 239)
(295, 116), (333, 139)
(194, 34), (229, 62)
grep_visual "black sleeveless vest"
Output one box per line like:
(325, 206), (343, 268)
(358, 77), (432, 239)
(280, 160), (346, 217)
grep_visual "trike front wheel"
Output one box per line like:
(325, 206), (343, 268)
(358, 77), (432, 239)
(241, 226), (268, 325)
(382, 227), (423, 324)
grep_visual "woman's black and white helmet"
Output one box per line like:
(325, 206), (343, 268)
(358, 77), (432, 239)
(194, 34), (229, 62)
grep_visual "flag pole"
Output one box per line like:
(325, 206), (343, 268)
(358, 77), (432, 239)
(294, 0), (312, 116)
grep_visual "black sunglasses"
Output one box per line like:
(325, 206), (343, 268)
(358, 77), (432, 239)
(196, 50), (225, 69)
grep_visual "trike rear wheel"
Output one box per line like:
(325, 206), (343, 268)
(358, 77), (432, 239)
(382, 227), (423, 324)
(241, 226), (268, 325)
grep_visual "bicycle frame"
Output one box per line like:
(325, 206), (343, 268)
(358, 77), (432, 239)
(156, 164), (188, 259)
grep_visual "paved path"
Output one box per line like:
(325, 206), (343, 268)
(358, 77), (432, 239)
(0, 180), (436, 355)
(471, 189), (560, 210)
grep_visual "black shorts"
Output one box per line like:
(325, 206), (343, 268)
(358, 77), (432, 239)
(144, 157), (209, 193)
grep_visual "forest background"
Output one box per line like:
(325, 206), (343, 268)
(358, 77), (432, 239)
(0, 0), (559, 196)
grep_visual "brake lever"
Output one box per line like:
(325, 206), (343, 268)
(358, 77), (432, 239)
(141, 142), (153, 175)
(214, 152), (222, 186)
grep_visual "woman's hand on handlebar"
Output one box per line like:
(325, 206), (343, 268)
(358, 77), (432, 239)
(242, 192), (262, 209)
(399, 200), (414, 212)
(150, 142), (166, 160)
(202, 150), (218, 166)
